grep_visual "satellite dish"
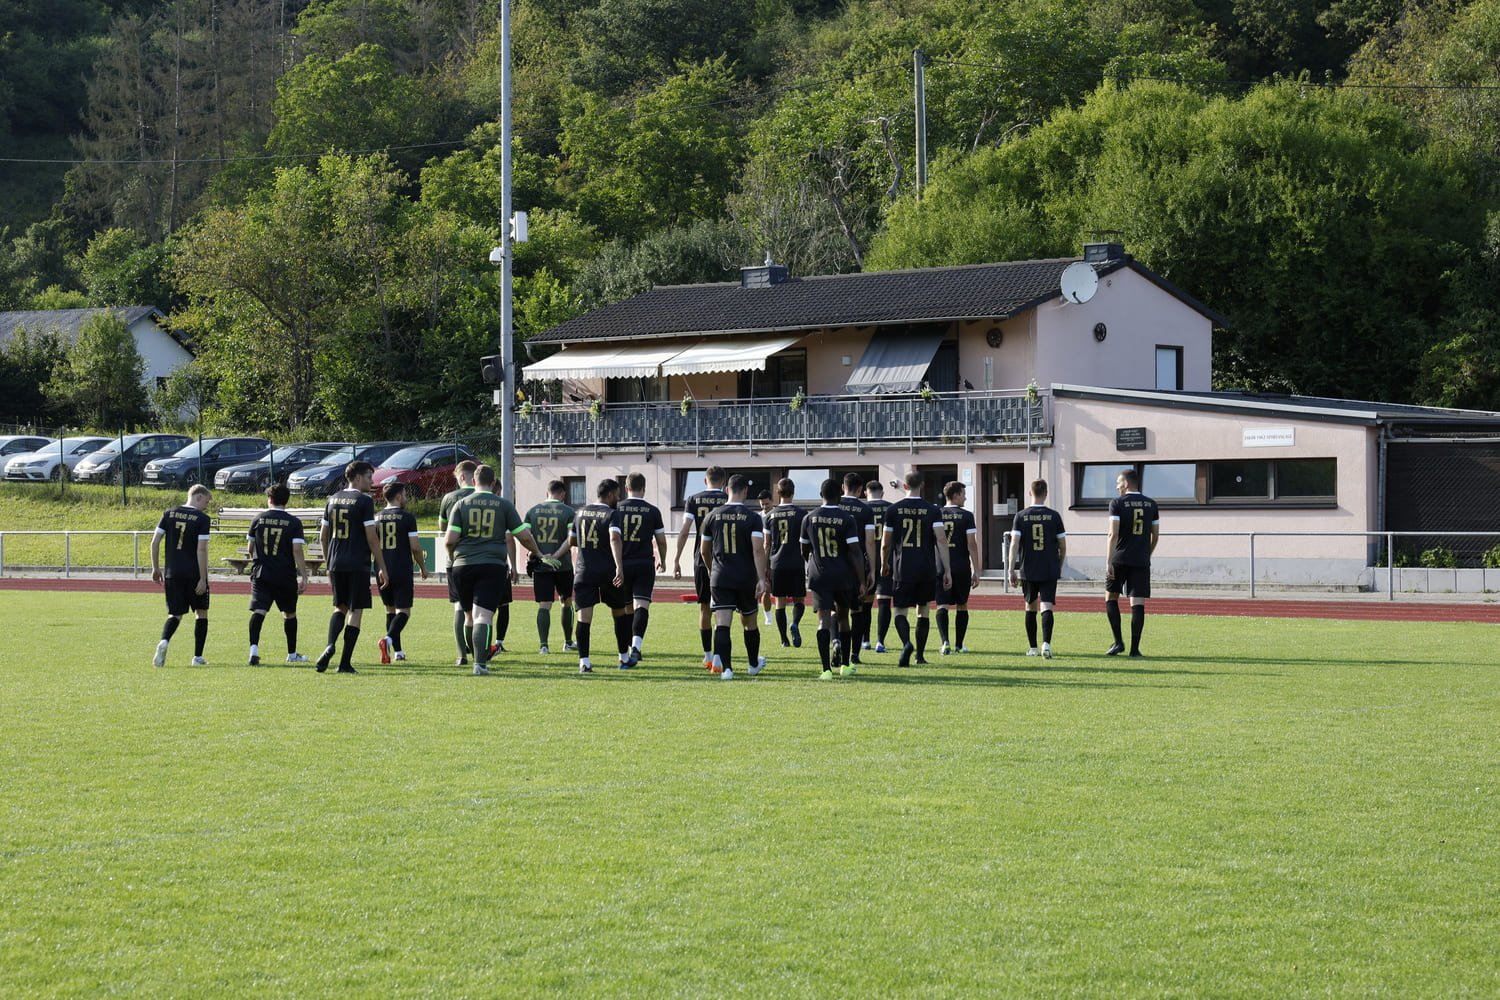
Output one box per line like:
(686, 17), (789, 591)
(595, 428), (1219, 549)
(1060, 261), (1099, 304)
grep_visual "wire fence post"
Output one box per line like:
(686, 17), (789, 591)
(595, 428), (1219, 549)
(133, 531), (140, 577)
(119, 426), (128, 507)
(0, 532), (5, 577)
(1387, 531), (1395, 600)
(64, 531), (71, 578)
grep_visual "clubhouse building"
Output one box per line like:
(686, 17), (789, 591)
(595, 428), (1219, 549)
(511, 245), (1500, 591)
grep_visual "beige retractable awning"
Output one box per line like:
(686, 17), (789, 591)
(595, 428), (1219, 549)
(522, 343), (689, 381)
(659, 334), (804, 376)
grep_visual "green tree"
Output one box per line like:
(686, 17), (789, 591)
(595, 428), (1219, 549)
(0, 324), (67, 424)
(557, 58), (746, 237)
(568, 0), (757, 95)
(573, 218), (751, 308)
(81, 228), (176, 308)
(868, 81), (1484, 403)
(44, 312), (150, 428)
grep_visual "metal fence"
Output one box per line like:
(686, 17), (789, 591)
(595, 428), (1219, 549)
(510, 390), (1051, 457)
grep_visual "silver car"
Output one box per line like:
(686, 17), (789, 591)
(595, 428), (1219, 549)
(4, 437), (112, 481)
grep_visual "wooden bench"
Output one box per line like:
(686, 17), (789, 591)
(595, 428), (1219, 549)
(216, 507), (326, 575)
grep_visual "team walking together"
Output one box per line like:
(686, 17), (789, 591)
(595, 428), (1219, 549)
(148, 460), (1163, 673)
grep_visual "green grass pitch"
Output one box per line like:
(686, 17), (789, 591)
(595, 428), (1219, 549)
(3, 591), (1497, 997)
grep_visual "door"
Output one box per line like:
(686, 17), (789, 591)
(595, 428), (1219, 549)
(981, 463), (1027, 569)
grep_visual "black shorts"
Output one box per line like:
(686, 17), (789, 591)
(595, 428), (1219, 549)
(532, 568), (575, 603)
(693, 561), (712, 604)
(454, 563), (510, 612)
(938, 569), (974, 607)
(711, 584), (758, 616)
(1020, 578), (1058, 604)
(875, 572), (894, 599)
(770, 565), (806, 600)
(447, 571), (461, 604)
(1107, 563), (1151, 599)
(621, 563), (656, 602)
(893, 578), (936, 609)
(249, 578), (298, 615)
(809, 583), (855, 615)
(329, 569), (372, 610)
(164, 576), (210, 616)
(379, 575), (415, 609)
(575, 576), (628, 611)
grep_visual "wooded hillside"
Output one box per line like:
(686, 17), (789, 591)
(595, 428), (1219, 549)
(2, 0), (1497, 435)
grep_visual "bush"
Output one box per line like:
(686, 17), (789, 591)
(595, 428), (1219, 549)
(1484, 544), (1500, 569)
(1419, 546), (1457, 568)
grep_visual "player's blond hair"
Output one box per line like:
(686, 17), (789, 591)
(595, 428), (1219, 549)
(187, 484), (211, 503)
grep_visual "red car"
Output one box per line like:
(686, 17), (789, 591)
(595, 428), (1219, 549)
(371, 442), (477, 499)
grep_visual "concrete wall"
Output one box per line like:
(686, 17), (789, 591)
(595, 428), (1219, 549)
(1034, 268), (1212, 392)
(1043, 395), (1377, 586)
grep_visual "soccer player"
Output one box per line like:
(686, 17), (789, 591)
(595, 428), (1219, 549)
(800, 478), (865, 679)
(837, 472), (878, 663)
(444, 464), (550, 675)
(150, 484), (213, 667)
(525, 479), (576, 655)
(882, 470), (952, 667)
(316, 461), (388, 674)
(698, 473), (771, 680)
(438, 459), (478, 666)
(863, 479), (893, 651)
(757, 489), (776, 625)
(245, 482), (311, 666)
(1009, 479), (1067, 658)
(616, 472), (666, 668)
(376, 482), (427, 664)
(764, 477), (807, 648)
(1105, 468), (1159, 657)
(673, 465), (728, 670)
(570, 478), (629, 674)
(936, 481), (981, 655)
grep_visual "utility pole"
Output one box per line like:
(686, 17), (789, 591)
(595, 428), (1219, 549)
(914, 48), (928, 198)
(499, 0), (515, 503)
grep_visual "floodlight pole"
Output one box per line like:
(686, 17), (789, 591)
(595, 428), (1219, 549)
(498, 0), (516, 503)
(914, 48), (928, 197)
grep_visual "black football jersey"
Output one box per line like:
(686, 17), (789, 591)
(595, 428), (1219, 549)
(800, 506), (861, 587)
(940, 504), (978, 575)
(1013, 505), (1066, 580)
(866, 497), (892, 565)
(764, 503), (807, 572)
(157, 505), (212, 579)
(1109, 492), (1159, 567)
(572, 503), (620, 582)
(683, 488), (729, 567)
(248, 507), (305, 585)
(884, 496), (943, 582)
(376, 506), (419, 582)
(323, 488), (377, 572)
(616, 496), (664, 567)
(701, 502), (762, 590)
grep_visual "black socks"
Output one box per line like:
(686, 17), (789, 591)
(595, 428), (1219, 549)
(1106, 600), (1123, 645)
(1025, 610), (1038, 647)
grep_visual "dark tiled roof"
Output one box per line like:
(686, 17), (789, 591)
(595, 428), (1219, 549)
(532, 257), (1222, 345)
(0, 307), (178, 346)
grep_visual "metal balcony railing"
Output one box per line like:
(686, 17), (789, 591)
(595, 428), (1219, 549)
(514, 390), (1051, 456)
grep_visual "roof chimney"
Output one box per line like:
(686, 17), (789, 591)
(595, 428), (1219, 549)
(1082, 241), (1126, 263)
(740, 253), (789, 289)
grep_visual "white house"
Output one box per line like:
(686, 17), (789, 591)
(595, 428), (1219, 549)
(0, 306), (194, 389)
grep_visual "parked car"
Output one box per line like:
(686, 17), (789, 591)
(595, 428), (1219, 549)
(371, 442), (477, 500)
(72, 433), (194, 485)
(213, 441), (351, 492)
(286, 441), (409, 498)
(4, 436), (112, 481)
(141, 437), (273, 488)
(0, 434), (54, 459)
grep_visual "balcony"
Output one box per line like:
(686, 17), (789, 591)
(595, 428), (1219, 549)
(515, 390), (1051, 457)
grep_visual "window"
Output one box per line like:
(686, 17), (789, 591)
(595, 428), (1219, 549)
(1143, 463), (1198, 501)
(1075, 458), (1337, 507)
(563, 476), (587, 507)
(1078, 464), (1136, 502)
(1155, 346), (1183, 390)
(606, 378), (668, 405)
(737, 350), (806, 400)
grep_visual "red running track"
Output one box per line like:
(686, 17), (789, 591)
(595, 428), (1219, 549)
(2, 577), (1496, 623)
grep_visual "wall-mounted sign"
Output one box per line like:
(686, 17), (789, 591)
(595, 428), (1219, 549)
(1243, 426), (1295, 448)
(1116, 426), (1147, 451)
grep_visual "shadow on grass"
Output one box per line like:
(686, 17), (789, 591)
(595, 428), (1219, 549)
(284, 658), (1207, 690)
